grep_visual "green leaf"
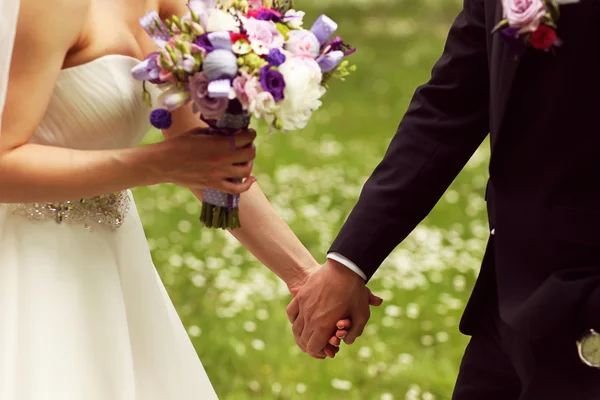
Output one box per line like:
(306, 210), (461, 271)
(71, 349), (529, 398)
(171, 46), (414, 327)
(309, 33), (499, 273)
(492, 19), (509, 34)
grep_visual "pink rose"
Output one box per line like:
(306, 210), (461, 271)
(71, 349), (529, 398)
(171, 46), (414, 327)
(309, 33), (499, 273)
(232, 72), (261, 110)
(285, 30), (321, 59)
(189, 73), (228, 120)
(243, 18), (284, 55)
(502, 0), (546, 32)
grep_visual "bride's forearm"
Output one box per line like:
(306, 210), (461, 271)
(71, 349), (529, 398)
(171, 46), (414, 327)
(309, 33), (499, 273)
(168, 104), (316, 289)
(191, 185), (318, 290)
(0, 143), (161, 203)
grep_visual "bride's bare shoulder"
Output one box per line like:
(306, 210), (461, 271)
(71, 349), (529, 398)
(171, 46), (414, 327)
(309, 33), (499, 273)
(2, 0), (91, 149)
(17, 0), (90, 48)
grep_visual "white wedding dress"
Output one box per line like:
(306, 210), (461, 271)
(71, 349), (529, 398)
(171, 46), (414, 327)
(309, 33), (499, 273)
(0, 55), (219, 399)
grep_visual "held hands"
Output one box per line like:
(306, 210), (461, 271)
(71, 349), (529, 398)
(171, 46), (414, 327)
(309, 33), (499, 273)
(156, 127), (257, 193)
(287, 259), (383, 359)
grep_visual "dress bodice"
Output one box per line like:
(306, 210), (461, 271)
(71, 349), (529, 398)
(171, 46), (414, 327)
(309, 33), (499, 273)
(31, 55), (150, 150)
(3, 55), (152, 230)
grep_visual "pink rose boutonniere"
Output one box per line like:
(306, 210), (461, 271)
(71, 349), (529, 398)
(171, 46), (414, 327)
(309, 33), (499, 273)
(493, 0), (562, 54)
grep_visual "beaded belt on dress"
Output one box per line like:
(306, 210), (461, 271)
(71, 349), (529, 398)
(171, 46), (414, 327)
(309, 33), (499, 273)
(3, 191), (130, 231)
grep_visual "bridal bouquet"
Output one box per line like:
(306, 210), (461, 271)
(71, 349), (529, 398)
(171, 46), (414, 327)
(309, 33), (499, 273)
(132, 0), (356, 229)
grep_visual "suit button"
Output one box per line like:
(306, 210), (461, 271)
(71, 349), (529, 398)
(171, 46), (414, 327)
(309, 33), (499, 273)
(491, 229), (496, 235)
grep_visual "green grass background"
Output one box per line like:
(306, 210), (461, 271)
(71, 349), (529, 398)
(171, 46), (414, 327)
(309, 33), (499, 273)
(135, 1), (492, 398)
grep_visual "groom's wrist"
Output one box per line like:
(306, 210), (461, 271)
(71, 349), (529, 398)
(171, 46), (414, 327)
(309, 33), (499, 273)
(326, 253), (367, 281)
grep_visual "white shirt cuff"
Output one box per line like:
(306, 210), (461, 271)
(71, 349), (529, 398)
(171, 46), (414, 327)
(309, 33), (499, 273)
(327, 252), (368, 281)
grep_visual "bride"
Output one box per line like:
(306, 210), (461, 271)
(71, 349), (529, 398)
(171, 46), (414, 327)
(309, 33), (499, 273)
(0, 0), (361, 398)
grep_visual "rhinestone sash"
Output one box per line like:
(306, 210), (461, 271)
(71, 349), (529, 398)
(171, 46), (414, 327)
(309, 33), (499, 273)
(3, 191), (130, 231)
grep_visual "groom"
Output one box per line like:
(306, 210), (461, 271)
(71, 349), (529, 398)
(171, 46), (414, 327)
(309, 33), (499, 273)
(287, 0), (600, 398)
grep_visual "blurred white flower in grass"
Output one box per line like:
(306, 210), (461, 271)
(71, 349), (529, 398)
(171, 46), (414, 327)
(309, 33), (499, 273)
(358, 346), (373, 359)
(453, 274), (467, 292)
(248, 380), (261, 393)
(183, 254), (203, 271)
(191, 274), (206, 288)
(368, 362), (387, 377)
(439, 293), (463, 310)
(296, 383), (307, 394)
(271, 383), (282, 395)
(251, 339), (265, 351)
(168, 254), (183, 268)
(331, 378), (352, 391)
(406, 303), (420, 319)
(420, 335), (434, 346)
(444, 190), (459, 204)
(422, 392), (436, 400)
(398, 353), (414, 366)
(256, 309), (269, 321)
(436, 331), (450, 343)
(187, 325), (201, 337)
(243, 321), (257, 332)
(234, 343), (246, 356)
(385, 305), (402, 317)
(405, 384), (422, 400)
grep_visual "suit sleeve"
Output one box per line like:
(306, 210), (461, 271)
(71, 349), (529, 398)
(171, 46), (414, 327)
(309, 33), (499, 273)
(329, 0), (490, 280)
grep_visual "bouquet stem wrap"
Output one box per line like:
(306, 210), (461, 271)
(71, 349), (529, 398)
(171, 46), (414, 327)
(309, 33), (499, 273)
(200, 103), (251, 230)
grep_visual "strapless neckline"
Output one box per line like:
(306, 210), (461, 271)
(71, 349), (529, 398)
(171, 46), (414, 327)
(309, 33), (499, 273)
(58, 54), (142, 80)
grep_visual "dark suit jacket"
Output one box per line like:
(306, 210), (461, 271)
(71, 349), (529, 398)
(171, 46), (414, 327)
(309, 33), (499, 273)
(330, 0), (600, 343)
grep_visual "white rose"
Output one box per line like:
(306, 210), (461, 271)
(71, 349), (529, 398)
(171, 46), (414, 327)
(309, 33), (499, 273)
(274, 56), (325, 131)
(206, 9), (239, 32)
(249, 91), (278, 124)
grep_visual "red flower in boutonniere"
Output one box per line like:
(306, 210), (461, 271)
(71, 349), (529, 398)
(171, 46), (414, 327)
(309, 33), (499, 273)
(493, 0), (562, 54)
(530, 25), (558, 49)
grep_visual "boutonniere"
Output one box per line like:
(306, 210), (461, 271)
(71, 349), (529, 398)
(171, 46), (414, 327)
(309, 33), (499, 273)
(493, 0), (577, 55)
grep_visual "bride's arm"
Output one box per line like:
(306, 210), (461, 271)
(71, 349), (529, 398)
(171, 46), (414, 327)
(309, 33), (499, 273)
(0, 0), (156, 203)
(0, 0), (255, 204)
(231, 185), (319, 293)
(163, 106), (317, 293)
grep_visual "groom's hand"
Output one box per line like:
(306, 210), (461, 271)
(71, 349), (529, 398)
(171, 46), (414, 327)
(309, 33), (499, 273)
(286, 259), (374, 358)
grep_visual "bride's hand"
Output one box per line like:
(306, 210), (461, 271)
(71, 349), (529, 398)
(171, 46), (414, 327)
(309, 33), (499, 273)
(155, 127), (257, 193)
(325, 289), (383, 358)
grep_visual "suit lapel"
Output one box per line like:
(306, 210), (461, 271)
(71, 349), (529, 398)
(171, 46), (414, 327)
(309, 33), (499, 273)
(490, 0), (521, 147)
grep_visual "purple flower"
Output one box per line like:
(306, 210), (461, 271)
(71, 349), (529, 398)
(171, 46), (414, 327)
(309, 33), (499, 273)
(195, 34), (215, 53)
(323, 36), (356, 56)
(150, 108), (173, 129)
(259, 66), (285, 101)
(500, 27), (528, 55)
(132, 52), (162, 84)
(189, 73), (229, 120)
(256, 9), (281, 22)
(265, 48), (286, 67)
(310, 15), (338, 45)
(317, 50), (344, 72)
